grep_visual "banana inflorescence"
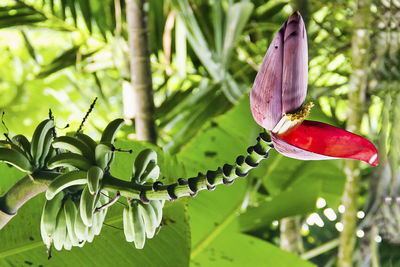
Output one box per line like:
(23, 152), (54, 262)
(1, 117), (167, 254)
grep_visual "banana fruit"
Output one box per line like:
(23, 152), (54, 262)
(0, 147), (33, 173)
(122, 199), (165, 249)
(75, 133), (97, 153)
(52, 136), (94, 162)
(132, 149), (159, 184)
(123, 200), (145, 249)
(95, 143), (113, 170)
(47, 152), (92, 171)
(53, 207), (67, 251)
(87, 166), (103, 195)
(11, 134), (32, 160)
(40, 191), (65, 250)
(30, 119), (54, 167)
(64, 199), (80, 246)
(46, 170), (87, 200)
(101, 119), (124, 144)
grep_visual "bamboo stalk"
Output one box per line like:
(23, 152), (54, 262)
(338, 0), (372, 266)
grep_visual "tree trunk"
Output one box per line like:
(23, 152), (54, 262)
(338, 0), (372, 266)
(125, 0), (157, 143)
(280, 216), (303, 254)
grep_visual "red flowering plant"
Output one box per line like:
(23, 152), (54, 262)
(250, 12), (378, 166)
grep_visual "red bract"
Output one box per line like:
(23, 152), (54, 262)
(250, 12), (378, 166)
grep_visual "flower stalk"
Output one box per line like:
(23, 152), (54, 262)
(0, 132), (273, 230)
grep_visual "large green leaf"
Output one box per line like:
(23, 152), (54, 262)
(239, 176), (322, 232)
(192, 217), (316, 267)
(171, 0), (253, 103)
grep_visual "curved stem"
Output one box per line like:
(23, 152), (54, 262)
(103, 132), (273, 202)
(0, 171), (59, 229)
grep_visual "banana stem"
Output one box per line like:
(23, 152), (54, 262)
(102, 132), (273, 202)
(0, 132), (273, 230)
(0, 171), (59, 229)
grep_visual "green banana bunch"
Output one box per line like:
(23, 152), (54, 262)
(122, 199), (165, 249)
(132, 149), (160, 184)
(123, 200), (146, 249)
(45, 119), (125, 175)
(40, 191), (65, 250)
(30, 119), (55, 168)
(122, 148), (165, 248)
(37, 118), (127, 252)
(41, 190), (110, 252)
(0, 119), (56, 172)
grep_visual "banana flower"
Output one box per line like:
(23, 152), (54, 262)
(250, 12), (378, 166)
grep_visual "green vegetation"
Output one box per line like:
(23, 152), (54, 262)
(0, 0), (397, 266)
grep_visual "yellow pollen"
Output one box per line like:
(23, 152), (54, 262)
(286, 102), (314, 121)
(272, 102), (314, 135)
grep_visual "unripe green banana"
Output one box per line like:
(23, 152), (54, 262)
(87, 166), (103, 195)
(39, 130), (54, 168)
(95, 143), (113, 169)
(75, 133), (97, 153)
(31, 119), (54, 166)
(123, 205), (135, 243)
(132, 149), (158, 184)
(53, 207), (67, 251)
(139, 161), (160, 184)
(74, 203), (88, 242)
(52, 136), (94, 162)
(100, 118), (124, 144)
(94, 210), (103, 236)
(131, 202), (146, 249)
(123, 201), (146, 249)
(46, 170), (87, 200)
(0, 140), (28, 156)
(80, 185), (96, 227)
(64, 234), (72, 251)
(150, 200), (165, 226)
(11, 134), (31, 159)
(138, 202), (158, 238)
(41, 191), (65, 239)
(47, 152), (92, 171)
(40, 211), (52, 249)
(44, 147), (56, 165)
(64, 199), (79, 246)
(0, 147), (33, 173)
(87, 214), (96, 243)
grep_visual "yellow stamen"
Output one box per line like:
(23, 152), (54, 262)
(272, 102), (314, 135)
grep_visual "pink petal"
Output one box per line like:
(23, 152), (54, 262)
(273, 120), (379, 166)
(250, 23), (284, 131)
(282, 12), (308, 114)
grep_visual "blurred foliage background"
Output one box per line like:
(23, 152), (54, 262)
(0, 0), (399, 266)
